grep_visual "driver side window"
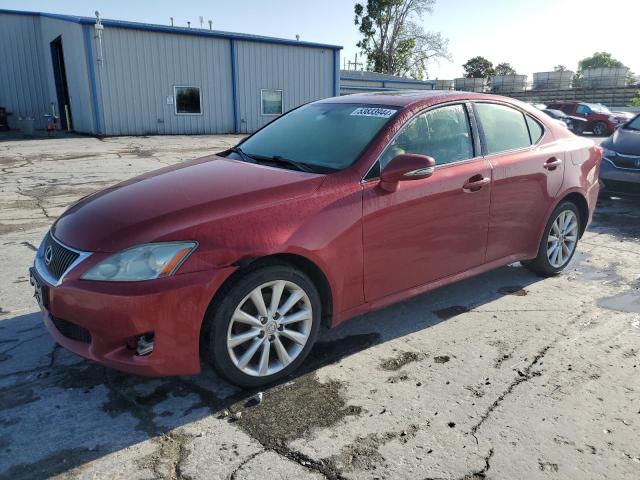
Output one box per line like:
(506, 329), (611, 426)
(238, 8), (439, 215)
(379, 104), (474, 169)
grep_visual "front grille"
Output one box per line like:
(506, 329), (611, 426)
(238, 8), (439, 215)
(610, 154), (640, 170)
(602, 179), (640, 195)
(51, 316), (92, 344)
(41, 233), (80, 280)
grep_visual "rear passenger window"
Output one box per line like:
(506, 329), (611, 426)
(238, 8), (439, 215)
(526, 116), (544, 143)
(476, 103), (531, 154)
(380, 104), (474, 168)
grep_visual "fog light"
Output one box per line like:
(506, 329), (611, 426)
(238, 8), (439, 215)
(136, 333), (154, 356)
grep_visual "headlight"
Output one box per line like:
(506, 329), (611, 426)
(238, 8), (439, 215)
(602, 148), (616, 159)
(81, 242), (197, 281)
(608, 116), (618, 123)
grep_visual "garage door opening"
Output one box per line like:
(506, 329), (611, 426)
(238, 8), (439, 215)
(50, 36), (73, 131)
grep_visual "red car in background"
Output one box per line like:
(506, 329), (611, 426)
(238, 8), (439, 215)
(30, 91), (602, 387)
(546, 100), (628, 136)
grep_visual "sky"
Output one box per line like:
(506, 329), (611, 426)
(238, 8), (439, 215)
(3, 0), (639, 80)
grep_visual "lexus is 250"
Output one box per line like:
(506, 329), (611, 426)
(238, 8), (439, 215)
(30, 91), (601, 387)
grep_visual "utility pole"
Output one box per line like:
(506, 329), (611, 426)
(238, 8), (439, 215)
(347, 53), (364, 71)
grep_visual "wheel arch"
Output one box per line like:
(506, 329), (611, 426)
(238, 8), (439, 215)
(560, 191), (589, 238)
(201, 252), (334, 341)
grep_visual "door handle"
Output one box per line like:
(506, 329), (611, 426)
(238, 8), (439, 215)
(462, 175), (490, 192)
(544, 157), (562, 170)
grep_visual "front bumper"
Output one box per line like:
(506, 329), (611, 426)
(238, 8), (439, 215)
(599, 158), (640, 196)
(32, 263), (236, 376)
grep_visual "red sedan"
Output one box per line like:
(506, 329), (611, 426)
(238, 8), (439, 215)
(30, 91), (602, 387)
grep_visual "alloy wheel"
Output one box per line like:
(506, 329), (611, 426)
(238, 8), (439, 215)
(547, 210), (578, 268)
(593, 122), (607, 136)
(226, 280), (313, 377)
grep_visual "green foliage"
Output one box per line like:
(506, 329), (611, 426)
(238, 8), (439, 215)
(578, 52), (626, 71)
(631, 90), (640, 108)
(554, 65), (568, 72)
(354, 0), (450, 79)
(462, 56), (494, 78)
(494, 62), (517, 76)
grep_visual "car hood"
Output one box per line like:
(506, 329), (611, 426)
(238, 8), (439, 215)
(53, 156), (325, 252)
(602, 127), (640, 155)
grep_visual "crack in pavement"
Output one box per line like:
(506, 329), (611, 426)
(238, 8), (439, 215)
(424, 448), (494, 480)
(227, 449), (265, 480)
(469, 344), (552, 441)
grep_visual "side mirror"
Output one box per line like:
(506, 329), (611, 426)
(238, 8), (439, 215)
(379, 154), (435, 192)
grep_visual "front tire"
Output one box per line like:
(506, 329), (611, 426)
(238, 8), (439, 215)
(521, 201), (581, 277)
(203, 264), (321, 388)
(572, 122), (584, 135)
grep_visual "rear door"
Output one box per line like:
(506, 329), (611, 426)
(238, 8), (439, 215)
(474, 102), (565, 262)
(362, 103), (492, 301)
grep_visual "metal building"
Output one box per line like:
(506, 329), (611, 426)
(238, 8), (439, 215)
(0, 9), (341, 135)
(340, 70), (435, 95)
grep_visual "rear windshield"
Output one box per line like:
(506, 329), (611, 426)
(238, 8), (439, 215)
(588, 103), (611, 114)
(238, 103), (399, 171)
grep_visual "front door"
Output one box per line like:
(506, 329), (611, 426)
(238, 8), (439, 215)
(362, 103), (492, 301)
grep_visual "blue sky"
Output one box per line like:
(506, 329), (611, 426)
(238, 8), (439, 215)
(3, 0), (638, 80)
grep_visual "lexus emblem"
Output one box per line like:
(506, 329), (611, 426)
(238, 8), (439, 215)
(44, 246), (53, 266)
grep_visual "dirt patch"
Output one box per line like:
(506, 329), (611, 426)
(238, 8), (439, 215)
(331, 424), (420, 471)
(434, 355), (450, 364)
(380, 351), (425, 371)
(498, 286), (528, 296)
(0, 384), (40, 410)
(233, 373), (362, 447)
(433, 305), (469, 320)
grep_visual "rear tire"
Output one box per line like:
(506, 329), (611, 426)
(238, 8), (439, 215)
(203, 263), (321, 388)
(521, 201), (581, 277)
(593, 122), (608, 136)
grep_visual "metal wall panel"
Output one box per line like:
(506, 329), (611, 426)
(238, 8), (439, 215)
(39, 17), (95, 133)
(95, 27), (234, 135)
(234, 41), (334, 133)
(0, 13), (49, 128)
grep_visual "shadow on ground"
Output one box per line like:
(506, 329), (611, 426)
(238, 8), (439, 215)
(0, 262), (544, 478)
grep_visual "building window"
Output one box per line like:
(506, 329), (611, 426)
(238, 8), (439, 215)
(174, 86), (202, 115)
(261, 89), (283, 115)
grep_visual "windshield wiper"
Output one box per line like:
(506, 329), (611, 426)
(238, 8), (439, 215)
(256, 155), (315, 173)
(228, 146), (256, 164)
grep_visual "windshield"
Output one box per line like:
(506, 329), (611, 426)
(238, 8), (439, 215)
(625, 115), (640, 130)
(588, 103), (612, 114)
(235, 103), (399, 171)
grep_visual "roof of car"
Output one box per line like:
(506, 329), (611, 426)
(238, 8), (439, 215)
(319, 90), (519, 109)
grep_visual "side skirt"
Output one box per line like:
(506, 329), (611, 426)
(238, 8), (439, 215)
(331, 252), (529, 327)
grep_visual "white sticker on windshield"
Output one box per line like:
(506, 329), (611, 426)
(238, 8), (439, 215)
(350, 107), (396, 118)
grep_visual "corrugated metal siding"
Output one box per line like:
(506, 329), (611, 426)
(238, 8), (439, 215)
(96, 27), (234, 135)
(38, 17), (95, 133)
(234, 41), (334, 133)
(0, 13), (49, 128)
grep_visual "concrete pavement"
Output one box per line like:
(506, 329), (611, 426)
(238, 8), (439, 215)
(0, 134), (638, 479)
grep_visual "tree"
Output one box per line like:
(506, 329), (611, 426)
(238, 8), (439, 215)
(554, 65), (568, 72)
(494, 62), (516, 76)
(578, 52), (626, 71)
(632, 90), (640, 108)
(354, 0), (451, 79)
(462, 56), (494, 78)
